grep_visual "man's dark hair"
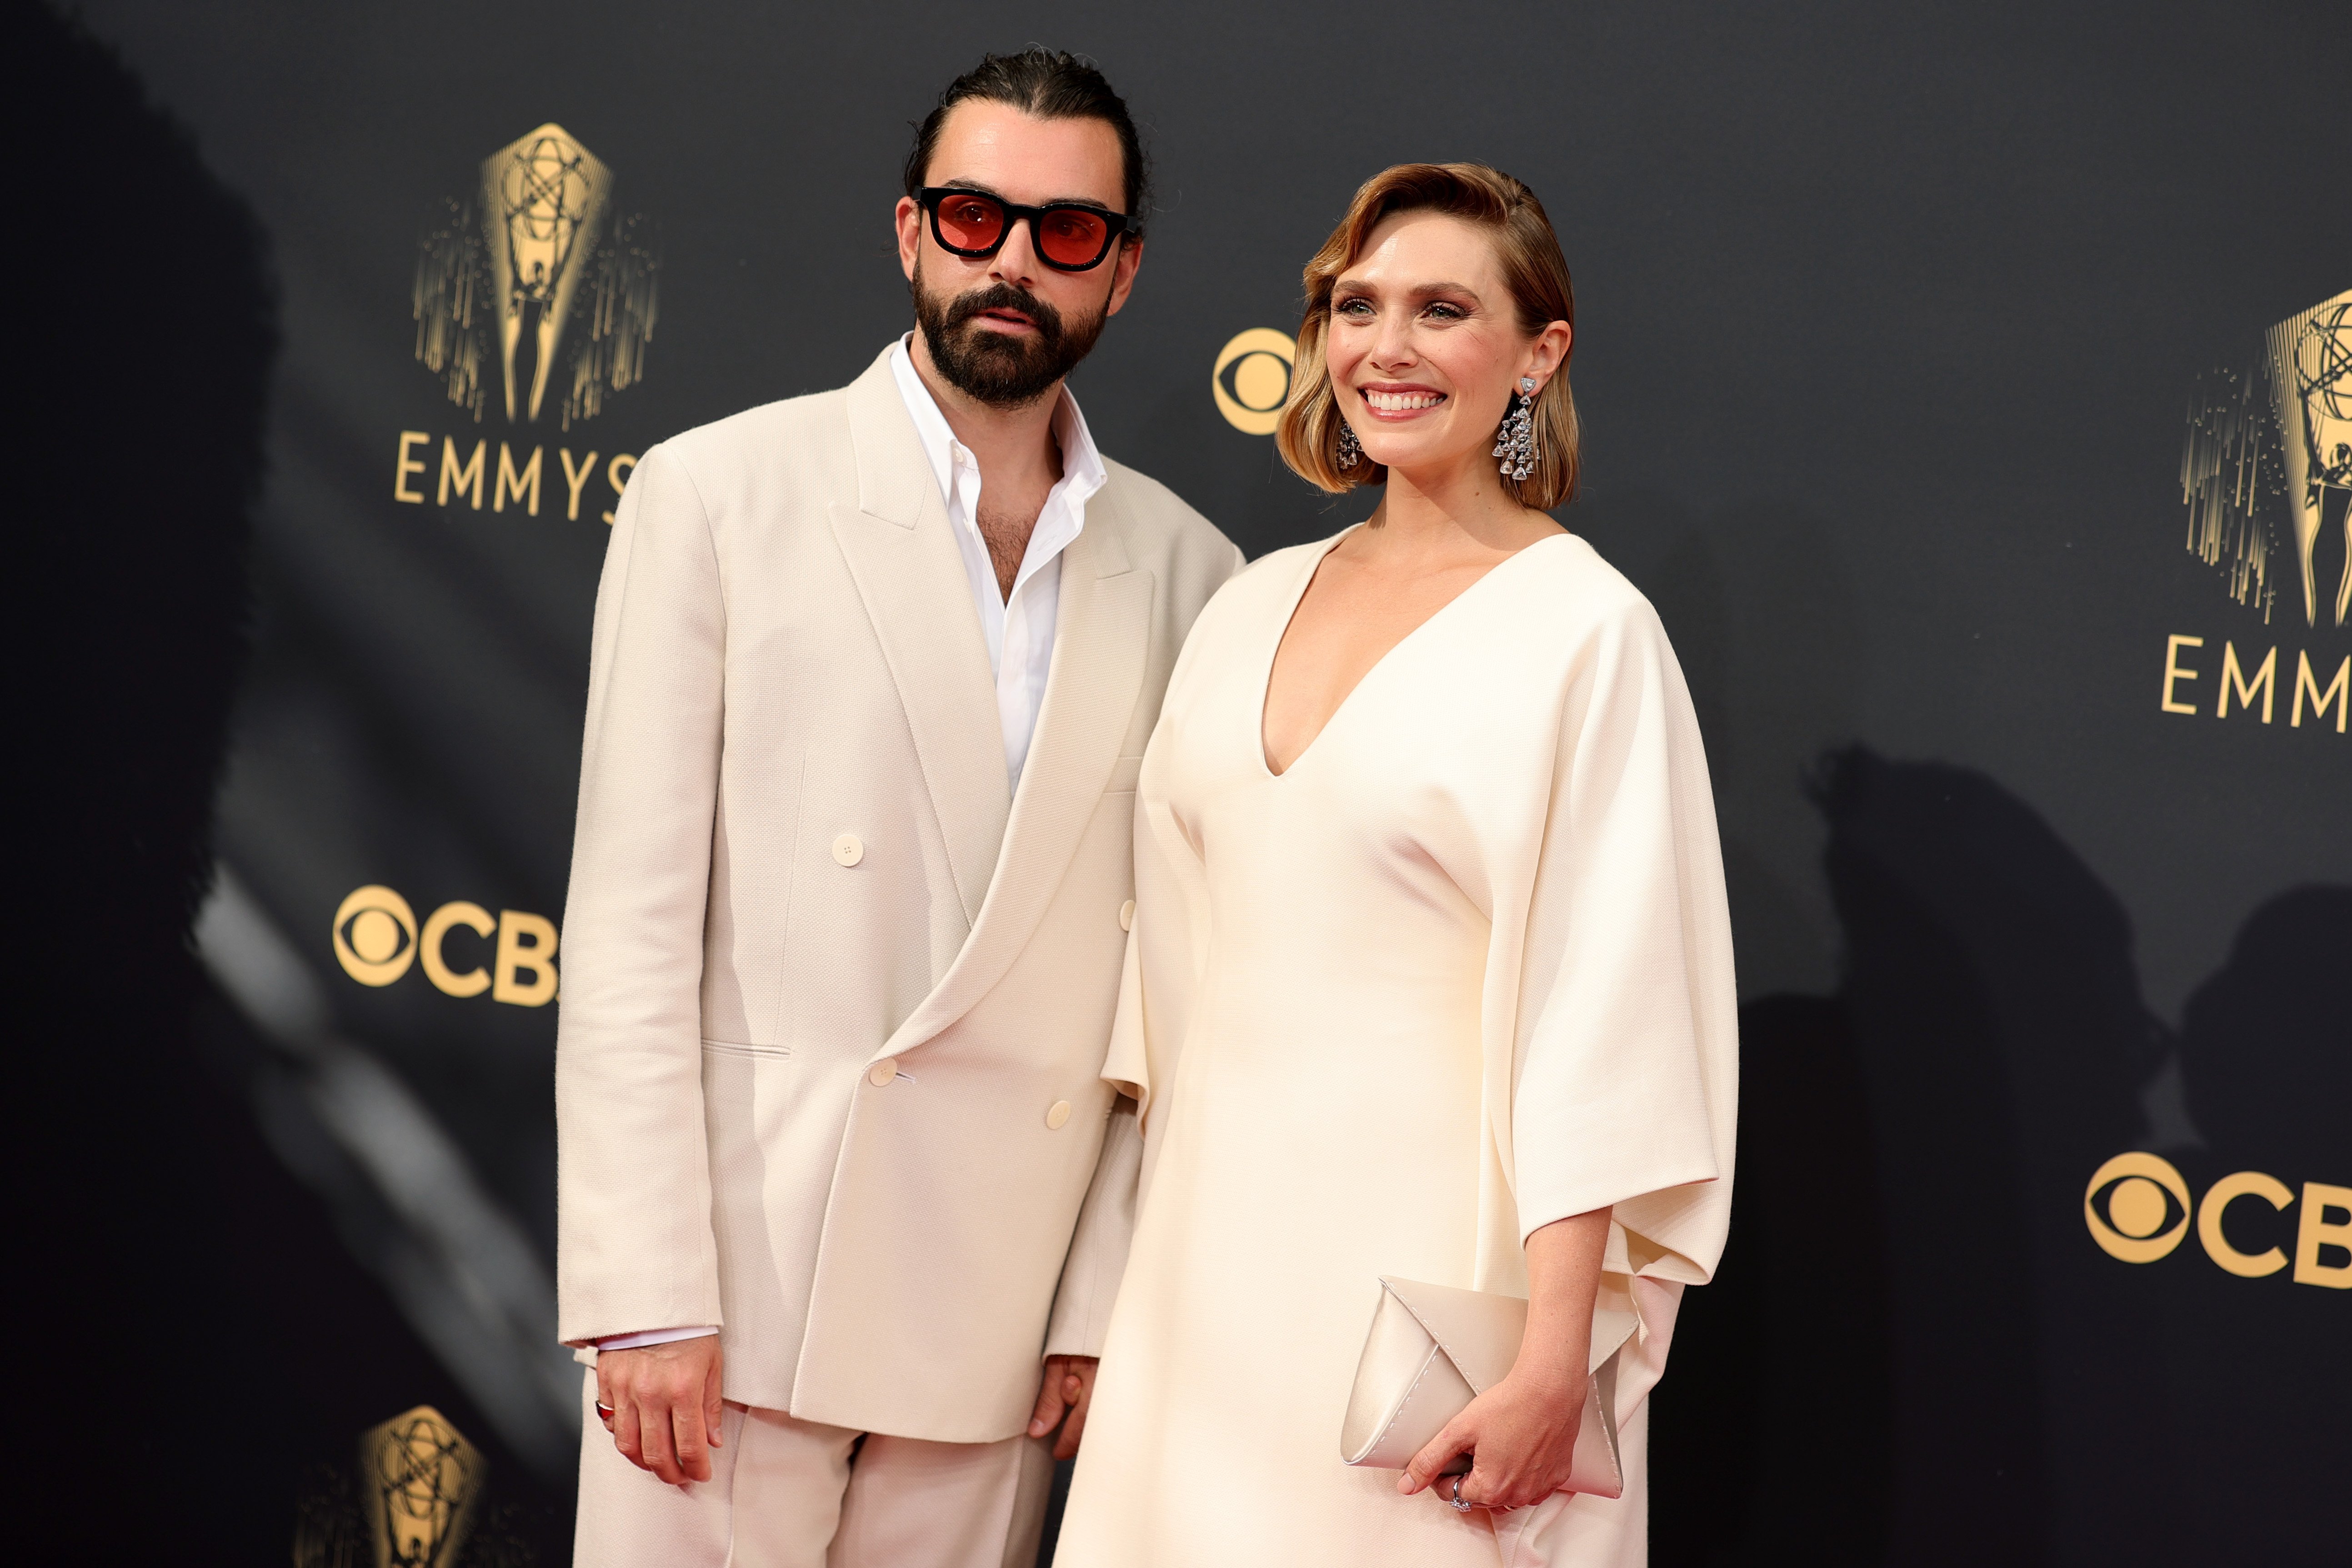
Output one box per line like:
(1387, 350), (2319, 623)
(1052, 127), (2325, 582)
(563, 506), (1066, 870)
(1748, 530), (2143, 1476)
(904, 47), (1149, 235)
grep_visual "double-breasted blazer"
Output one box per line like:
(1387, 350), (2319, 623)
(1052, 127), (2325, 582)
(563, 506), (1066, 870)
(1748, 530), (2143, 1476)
(555, 346), (1241, 1443)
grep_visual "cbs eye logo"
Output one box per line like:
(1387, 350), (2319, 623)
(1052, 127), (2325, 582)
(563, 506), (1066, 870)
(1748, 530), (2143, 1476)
(2083, 1152), (2192, 1262)
(2086, 1151), (2351, 1288)
(1212, 328), (1296, 436)
(332, 884), (559, 1007)
(334, 886), (419, 985)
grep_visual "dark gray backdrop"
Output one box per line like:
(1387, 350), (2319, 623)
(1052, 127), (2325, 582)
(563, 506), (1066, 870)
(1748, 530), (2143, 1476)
(68, 2), (2347, 1563)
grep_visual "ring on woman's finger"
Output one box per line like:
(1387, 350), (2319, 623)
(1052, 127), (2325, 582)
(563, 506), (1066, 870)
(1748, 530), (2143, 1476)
(595, 1400), (615, 1420)
(1445, 1474), (1524, 1513)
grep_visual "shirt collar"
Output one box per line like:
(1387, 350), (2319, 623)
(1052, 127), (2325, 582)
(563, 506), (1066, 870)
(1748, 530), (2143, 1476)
(886, 334), (1106, 513)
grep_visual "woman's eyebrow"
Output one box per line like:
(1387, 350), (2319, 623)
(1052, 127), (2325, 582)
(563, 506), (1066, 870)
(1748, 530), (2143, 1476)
(1333, 279), (1482, 301)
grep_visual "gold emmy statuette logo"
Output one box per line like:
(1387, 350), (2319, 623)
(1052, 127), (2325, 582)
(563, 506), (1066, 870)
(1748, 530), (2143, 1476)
(334, 885), (419, 987)
(2162, 287), (2349, 735)
(2087, 1152), (2352, 1287)
(413, 123), (660, 430)
(332, 884), (558, 1005)
(360, 1406), (483, 1568)
(2272, 292), (2352, 627)
(1213, 328), (1297, 435)
(2181, 287), (2352, 628)
(2084, 1152), (2192, 1262)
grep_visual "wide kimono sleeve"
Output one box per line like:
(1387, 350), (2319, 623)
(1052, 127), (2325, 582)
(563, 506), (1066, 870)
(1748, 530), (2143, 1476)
(553, 441), (730, 1348)
(1493, 594), (1737, 1291)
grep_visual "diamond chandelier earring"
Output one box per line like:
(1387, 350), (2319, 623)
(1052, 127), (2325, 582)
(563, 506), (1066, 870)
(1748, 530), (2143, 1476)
(1336, 417), (1362, 471)
(1494, 376), (1537, 482)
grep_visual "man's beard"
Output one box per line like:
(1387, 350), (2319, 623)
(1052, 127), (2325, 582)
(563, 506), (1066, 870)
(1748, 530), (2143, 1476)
(912, 263), (1108, 409)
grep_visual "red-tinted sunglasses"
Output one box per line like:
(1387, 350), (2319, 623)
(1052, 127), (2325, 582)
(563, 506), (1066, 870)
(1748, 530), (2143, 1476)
(919, 186), (1132, 272)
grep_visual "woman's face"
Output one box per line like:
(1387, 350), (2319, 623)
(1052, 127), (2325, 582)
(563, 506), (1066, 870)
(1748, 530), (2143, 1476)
(1324, 210), (1560, 484)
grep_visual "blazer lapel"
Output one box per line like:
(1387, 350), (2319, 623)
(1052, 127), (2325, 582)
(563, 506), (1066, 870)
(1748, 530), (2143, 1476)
(880, 480), (1153, 1058)
(827, 350), (1008, 928)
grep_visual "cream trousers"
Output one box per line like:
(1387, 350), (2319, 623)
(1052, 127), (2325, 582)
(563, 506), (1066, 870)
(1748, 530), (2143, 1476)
(573, 1372), (1055, 1568)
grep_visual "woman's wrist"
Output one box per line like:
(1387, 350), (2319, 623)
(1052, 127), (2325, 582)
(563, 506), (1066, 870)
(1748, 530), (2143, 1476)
(1507, 1338), (1591, 1395)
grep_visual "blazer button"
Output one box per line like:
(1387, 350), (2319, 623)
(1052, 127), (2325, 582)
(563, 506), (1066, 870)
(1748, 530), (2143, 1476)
(1046, 1100), (1073, 1130)
(833, 834), (864, 867)
(868, 1060), (896, 1087)
(1119, 899), (1135, 932)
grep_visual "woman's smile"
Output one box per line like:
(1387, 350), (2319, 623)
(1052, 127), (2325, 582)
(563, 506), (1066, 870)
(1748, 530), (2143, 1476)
(1359, 384), (1448, 417)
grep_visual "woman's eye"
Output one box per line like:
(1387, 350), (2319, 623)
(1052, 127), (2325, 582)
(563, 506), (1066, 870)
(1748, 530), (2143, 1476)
(1424, 302), (1466, 321)
(1336, 298), (1373, 318)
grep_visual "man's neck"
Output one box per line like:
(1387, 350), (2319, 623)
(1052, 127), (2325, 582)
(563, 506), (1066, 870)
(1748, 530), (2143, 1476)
(908, 332), (1066, 498)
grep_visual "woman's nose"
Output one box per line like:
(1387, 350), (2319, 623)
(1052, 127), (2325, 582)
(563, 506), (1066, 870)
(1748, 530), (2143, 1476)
(1368, 309), (1417, 367)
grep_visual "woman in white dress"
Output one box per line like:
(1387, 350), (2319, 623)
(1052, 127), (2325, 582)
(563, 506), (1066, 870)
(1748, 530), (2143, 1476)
(1055, 164), (1736, 1567)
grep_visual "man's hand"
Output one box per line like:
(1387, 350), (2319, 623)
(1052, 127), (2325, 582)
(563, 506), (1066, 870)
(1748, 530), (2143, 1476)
(596, 1336), (725, 1485)
(1026, 1354), (1100, 1460)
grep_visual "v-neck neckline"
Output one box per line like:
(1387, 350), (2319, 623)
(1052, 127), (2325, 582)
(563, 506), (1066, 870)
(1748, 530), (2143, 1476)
(1255, 526), (1567, 779)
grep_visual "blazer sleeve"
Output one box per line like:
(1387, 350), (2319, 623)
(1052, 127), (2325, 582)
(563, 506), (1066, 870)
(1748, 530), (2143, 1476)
(1044, 781), (1191, 1355)
(1043, 693), (1217, 1349)
(555, 442), (729, 1347)
(1042, 1091), (1141, 1358)
(1507, 600), (1738, 1286)
(1041, 538), (1246, 1357)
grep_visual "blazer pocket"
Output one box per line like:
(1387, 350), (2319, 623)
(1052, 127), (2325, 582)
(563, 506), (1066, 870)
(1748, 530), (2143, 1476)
(701, 1039), (791, 1060)
(1105, 754), (1144, 794)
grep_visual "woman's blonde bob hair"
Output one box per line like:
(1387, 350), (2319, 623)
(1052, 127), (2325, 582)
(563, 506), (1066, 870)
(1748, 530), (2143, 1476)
(1276, 162), (1580, 510)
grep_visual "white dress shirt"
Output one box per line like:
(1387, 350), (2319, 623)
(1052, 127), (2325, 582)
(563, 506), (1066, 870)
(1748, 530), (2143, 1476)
(888, 334), (1106, 789)
(595, 340), (1106, 1354)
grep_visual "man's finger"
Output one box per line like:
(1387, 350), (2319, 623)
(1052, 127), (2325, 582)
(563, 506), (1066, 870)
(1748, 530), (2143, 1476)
(614, 1399), (644, 1467)
(1027, 1358), (1071, 1438)
(673, 1401), (710, 1484)
(592, 1374), (615, 1429)
(638, 1395), (680, 1483)
(1025, 1379), (1065, 1438)
(703, 1356), (726, 1451)
(1052, 1362), (1099, 1461)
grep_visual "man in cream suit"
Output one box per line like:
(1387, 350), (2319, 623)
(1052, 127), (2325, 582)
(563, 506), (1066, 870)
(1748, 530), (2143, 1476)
(557, 48), (1241, 1567)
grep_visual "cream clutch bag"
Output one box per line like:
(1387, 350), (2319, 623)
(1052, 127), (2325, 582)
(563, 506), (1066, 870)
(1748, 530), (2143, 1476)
(1339, 1276), (1639, 1499)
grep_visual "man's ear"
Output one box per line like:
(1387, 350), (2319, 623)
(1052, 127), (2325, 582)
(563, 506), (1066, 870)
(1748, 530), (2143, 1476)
(1104, 236), (1145, 319)
(896, 195), (923, 282)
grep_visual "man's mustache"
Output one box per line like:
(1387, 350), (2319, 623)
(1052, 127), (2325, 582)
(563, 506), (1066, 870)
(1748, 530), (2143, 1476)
(941, 283), (1064, 345)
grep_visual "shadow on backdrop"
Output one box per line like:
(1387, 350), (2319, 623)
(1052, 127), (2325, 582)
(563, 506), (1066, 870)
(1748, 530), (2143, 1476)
(1655, 749), (2346, 1568)
(2163, 885), (2350, 1567)
(12, 7), (567, 1563)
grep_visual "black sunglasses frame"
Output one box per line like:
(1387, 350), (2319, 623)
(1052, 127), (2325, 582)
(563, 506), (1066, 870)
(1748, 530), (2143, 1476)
(918, 186), (1132, 272)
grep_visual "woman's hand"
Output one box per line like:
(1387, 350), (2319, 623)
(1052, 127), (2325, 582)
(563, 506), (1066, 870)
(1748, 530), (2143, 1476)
(1398, 1205), (1614, 1512)
(1397, 1365), (1590, 1510)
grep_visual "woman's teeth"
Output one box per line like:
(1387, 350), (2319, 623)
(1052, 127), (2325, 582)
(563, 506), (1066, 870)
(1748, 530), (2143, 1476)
(1364, 390), (1443, 412)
